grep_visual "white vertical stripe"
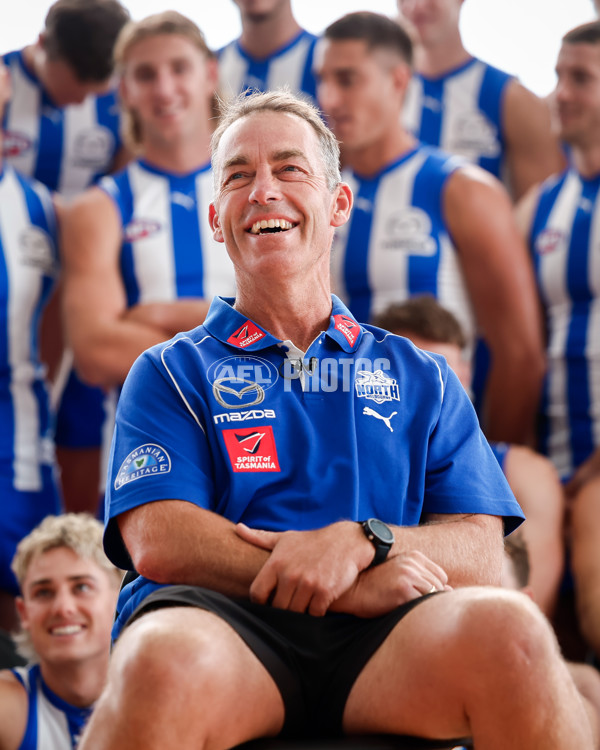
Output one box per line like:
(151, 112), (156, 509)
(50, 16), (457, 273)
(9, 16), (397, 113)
(0, 170), (43, 490)
(58, 96), (98, 198)
(268, 36), (310, 92)
(402, 77), (423, 135)
(129, 163), (177, 302)
(368, 151), (427, 316)
(330, 170), (357, 302)
(5, 60), (40, 177)
(217, 45), (248, 102)
(441, 63), (487, 161)
(195, 169), (236, 300)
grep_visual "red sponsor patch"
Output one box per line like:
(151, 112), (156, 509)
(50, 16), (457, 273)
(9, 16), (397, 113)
(534, 228), (564, 255)
(227, 320), (266, 348)
(222, 426), (281, 472)
(333, 314), (360, 348)
(123, 218), (162, 243)
(2, 131), (33, 157)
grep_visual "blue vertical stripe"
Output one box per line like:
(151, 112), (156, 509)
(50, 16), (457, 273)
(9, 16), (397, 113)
(477, 64), (511, 177)
(300, 34), (318, 103)
(419, 78), (444, 147)
(34, 93), (63, 191)
(409, 152), (446, 296)
(343, 177), (380, 322)
(565, 179), (596, 467)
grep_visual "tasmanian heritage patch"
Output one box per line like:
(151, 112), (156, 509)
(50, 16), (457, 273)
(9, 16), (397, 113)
(115, 444), (171, 490)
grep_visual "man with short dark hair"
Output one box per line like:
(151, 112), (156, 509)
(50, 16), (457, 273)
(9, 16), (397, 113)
(78, 89), (592, 750)
(316, 11), (545, 445)
(2, 0), (131, 515)
(517, 20), (600, 666)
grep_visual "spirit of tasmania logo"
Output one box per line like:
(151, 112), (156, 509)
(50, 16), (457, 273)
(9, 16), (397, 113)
(333, 314), (360, 347)
(222, 426), (280, 473)
(114, 443), (171, 490)
(355, 370), (400, 405)
(227, 320), (266, 349)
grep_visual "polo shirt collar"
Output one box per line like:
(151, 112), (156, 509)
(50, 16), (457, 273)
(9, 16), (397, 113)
(204, 295), (363, 353)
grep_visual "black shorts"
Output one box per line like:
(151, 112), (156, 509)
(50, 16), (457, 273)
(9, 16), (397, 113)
(127, 586), (432, 738)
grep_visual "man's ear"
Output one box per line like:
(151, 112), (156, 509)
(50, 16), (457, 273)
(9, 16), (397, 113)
(209, 203), (224, 243)
(15, 596), (28, 629)
(331, 182), (353, 228)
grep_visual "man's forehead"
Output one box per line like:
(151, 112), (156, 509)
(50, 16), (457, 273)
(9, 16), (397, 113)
(218, 110), (318, 159)
(559, 41), (600, 66)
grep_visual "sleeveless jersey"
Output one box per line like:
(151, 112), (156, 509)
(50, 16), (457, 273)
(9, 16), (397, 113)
(529, 168), (600, 479)
(217, 29), (318, 106)
(2, 50), (122, 199)
(331, 145), (474, 346)
(403, 57), (512, 182)
(11, 664), (93, 749)
(0, 164), (59, 494)
(99, 159), (236, 306)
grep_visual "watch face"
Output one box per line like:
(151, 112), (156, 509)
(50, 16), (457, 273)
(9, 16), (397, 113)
(368, 518), (394, 545)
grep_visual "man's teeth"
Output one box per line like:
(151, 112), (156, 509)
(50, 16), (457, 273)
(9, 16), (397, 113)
(51, 625), (83, 635)
(249, 219), (294, 234)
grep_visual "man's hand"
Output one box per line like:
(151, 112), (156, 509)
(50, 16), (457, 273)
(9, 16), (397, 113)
(333, 550), (452, 618)
(235, 522), (375, 616)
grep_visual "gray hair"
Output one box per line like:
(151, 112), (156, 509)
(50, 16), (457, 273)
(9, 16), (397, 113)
(211, 89), (341, 194)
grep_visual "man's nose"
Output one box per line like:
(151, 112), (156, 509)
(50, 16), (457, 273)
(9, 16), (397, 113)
(249, 166), (282, 204)
(51, 588), (77, 617)
(317, 80), (339, 115)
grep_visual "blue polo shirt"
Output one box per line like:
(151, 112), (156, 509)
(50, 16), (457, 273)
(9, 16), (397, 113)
(105, 296), (523, 636)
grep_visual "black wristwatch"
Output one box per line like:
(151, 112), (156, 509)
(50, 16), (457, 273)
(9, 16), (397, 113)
(360, 518), (394, 568)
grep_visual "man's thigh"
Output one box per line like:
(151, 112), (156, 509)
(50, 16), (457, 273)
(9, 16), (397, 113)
(117, 606), (286, 746)
(343, 589), (489, 740)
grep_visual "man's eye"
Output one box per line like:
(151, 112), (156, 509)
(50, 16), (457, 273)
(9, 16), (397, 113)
(32, 588), (52, 599)
(75, 582), (93, 594)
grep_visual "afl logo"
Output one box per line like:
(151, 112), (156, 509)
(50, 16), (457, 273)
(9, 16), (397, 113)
(123, 218), (162, 243)
(207, 355), (279, 409)
(3, 131), (33, 157)
(534, 228), (566, 255)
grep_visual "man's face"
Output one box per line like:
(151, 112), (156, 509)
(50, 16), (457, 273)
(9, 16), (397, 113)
(41, 57), (112, 107)
(554, 41), (600, 148)
(397, 0), (463, 46)
(210, 110), (351, 283)
(233, 0), (290, 23)
(316, 38), (407, 155)
(120, 33), (217, 147)
(16, 546), (119, 667)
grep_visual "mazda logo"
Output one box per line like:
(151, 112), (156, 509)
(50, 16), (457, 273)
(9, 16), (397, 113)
(212, 378), (265, 409)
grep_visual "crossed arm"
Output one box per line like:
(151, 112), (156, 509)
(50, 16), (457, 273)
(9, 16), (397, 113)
(119, 501), (503, 618)
(60, 188), (212, 389)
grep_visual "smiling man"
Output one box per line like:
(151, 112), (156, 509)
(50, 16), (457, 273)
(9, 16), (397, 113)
(0, 514), (121, 750)
(74, 90), (594, 750)
(60, 12), (236, 507)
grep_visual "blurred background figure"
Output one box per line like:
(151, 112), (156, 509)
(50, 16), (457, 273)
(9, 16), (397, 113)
(316, 11), (545, 445)
(517, 20), (600, 667)
(373, 296), (565, 618)
(0, 514), (121, 746)
(2, 0), (131, 516)
(218, 0), (319, 106)
(60, 12), (236, 511)
(0, 61), (62, 639)
(397, 0), (565, 201)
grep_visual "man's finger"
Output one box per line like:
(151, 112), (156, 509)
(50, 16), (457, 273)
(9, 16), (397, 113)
(235, 523), (281, 550)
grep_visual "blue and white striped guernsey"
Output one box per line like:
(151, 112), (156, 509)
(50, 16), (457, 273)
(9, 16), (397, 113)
(0, 164), (59, 495)
(100, 159), (236, 306)
(2, 50), (122, 199)
(331, 145), (474, 346)
(217, 29), (319, 106)
(529, 168), (600, 479)
(403, 57), (512, 182)
(11, 664), (93, 749)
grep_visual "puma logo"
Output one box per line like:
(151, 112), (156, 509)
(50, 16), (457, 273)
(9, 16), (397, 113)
(362, 407), (397, 432)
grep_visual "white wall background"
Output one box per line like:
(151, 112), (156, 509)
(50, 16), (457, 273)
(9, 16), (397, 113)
(1, 0), (595, 97)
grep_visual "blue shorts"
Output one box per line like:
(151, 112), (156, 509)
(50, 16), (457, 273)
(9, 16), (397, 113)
(55, 370), (107, 449)
(0, 469), (62, 594)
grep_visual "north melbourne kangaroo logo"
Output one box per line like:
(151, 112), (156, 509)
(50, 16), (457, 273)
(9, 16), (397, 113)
(363, 406), (397, 432)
